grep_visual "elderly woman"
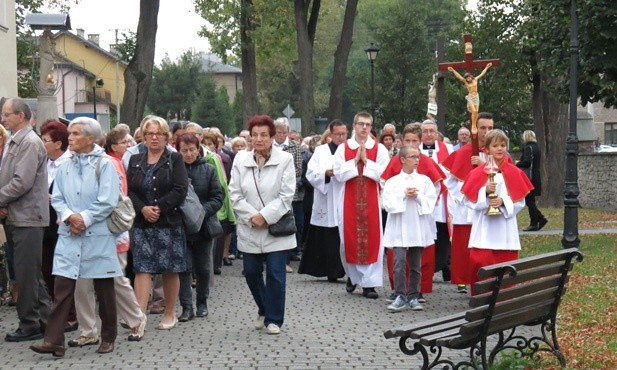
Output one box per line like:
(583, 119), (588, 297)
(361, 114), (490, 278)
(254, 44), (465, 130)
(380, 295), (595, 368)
(68, 126), (148, 347)
(104, 126), (130, 161)
(175, 133), (224, 321)
(516, 130), (547, 231)
(127, 116), (188, 330)
(30, 117), (122, 357)
(229, 115), (296, 335)
(40, 122), (76, 331)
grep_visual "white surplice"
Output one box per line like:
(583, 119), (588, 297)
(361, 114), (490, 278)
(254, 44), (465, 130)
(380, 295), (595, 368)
(305, 143), (341, 228)
(382, 171), (437, 248)
(464, 173), (526, 251)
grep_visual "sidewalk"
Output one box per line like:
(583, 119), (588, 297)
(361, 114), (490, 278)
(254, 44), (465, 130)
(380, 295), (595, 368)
(1, 228), (615, 369)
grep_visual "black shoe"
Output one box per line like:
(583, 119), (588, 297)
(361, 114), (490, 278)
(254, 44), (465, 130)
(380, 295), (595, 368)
(345, 278), (356, 293)
(537, 218), (548, 231)
(327, 277), (339, 283)
(64, 322), (79, 333)
(213, 267), (222, 275)
(442, 267), (451, 282)
(362, 288), (379, 299)
(290, 254), (301, 261)
(196, 303), (208, 317)
(522, 225), (539, 232)
(178, 307), (194, 322)
(6, 327), (44, 342)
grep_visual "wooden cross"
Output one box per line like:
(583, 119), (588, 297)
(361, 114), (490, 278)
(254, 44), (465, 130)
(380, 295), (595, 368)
(438, 34), (500, 157)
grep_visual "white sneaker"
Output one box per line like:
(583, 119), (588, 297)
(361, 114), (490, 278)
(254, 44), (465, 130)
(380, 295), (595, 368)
(254, 315), (265, 330)
(266, 323), (280, 335)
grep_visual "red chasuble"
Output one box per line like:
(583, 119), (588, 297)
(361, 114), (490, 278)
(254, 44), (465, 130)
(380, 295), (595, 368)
(461, 160), (534, 203)
(343, 142), (381, 264)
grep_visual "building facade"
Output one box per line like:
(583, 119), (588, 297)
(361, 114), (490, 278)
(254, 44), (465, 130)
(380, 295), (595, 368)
(0, 0), (18, 99)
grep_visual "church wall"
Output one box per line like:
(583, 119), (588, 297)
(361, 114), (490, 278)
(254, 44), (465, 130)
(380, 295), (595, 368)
(578, 152), (617, 211)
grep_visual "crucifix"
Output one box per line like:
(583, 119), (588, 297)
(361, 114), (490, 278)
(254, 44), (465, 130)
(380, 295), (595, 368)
(438, 34), (500, 157)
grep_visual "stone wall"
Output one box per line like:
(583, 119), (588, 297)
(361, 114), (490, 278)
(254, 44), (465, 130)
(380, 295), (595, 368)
(578, 152), (617, 211)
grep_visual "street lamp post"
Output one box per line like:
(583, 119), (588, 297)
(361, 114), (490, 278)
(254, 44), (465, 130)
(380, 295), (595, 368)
(365, 43), (380, 121)
(93, 78), (104, 119)
(563, 0), (580, 249)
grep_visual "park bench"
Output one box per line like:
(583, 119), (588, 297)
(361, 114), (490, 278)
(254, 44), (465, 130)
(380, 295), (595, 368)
(384, 247), (584, 370)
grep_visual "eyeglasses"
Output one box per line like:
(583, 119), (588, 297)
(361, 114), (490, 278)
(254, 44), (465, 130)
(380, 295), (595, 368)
(1, 112), (18, 118)
(145, 132), (165, 138)
(404, 155), (420, 160)
(355, 122), (372, 128)
(42, 138), (55, 143)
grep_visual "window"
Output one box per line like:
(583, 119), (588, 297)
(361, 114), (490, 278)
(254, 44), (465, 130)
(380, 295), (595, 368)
(605, 122), (617, 145)
(0, 0), (8, 31)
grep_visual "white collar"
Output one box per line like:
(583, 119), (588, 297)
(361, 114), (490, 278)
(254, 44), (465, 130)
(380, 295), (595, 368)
(347, 135), (376, 150)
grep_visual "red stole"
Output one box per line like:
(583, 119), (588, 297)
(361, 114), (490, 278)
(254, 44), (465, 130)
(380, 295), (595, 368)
(461, 160), (534, 203)
(343, 142), (381, 264)
(435, 140), (450, 163)
(442, 143), (476, 181)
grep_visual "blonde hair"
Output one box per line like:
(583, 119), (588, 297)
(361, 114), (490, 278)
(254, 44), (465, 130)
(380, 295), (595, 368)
(522, 130), (537, 144)
(140, 115), (171, 141)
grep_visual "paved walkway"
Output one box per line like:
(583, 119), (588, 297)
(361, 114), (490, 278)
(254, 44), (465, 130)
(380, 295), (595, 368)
(1, 227), (614, 369)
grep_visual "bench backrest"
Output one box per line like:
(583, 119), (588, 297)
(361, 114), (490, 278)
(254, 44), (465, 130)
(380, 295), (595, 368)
(461, 248), (583, 339)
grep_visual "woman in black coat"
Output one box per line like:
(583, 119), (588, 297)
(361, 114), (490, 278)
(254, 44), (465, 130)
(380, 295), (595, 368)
(516, 130), (547, 231)
(127, 116), (189, 330)
(176, 133), (224, 320)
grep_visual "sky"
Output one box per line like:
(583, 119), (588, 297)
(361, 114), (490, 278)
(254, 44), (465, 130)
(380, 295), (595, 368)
(63, 0), (211, 64)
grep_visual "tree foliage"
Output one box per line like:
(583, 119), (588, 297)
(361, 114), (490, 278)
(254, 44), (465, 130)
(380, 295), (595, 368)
(113, 31), (137, 63)
(147, 51), (203, 120)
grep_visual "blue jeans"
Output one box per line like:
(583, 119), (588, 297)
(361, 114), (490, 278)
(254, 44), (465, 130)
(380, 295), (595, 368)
(243, 250), (288, 327)
(179, 238), (213, 308)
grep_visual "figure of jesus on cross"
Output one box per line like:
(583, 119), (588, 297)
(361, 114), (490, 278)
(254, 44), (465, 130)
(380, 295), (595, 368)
(439, 34), (499, 156)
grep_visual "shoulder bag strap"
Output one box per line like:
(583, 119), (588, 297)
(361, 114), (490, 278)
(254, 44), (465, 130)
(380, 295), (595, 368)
(251, 167), (266, 207)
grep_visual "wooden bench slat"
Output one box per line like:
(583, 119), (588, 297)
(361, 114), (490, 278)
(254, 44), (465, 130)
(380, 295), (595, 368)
(419, 328), (465, 346)
(477, 247), (581, 279)
(409, 318), (468, 339)
(383, 312), (466, 339)
(474, 261), (572, 295)
(470, 275), (568, 307)
(466, 286), (559, 322)
(460, 301), (553, 337)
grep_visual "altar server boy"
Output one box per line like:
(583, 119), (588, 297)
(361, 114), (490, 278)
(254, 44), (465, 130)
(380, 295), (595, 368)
(382, 146), (437, 312)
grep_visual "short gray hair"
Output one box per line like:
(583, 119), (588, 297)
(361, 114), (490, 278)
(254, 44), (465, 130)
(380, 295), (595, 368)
(185, 122), (204, 134)
(274, 117), (290, 131)
(69, 117), (102, 139)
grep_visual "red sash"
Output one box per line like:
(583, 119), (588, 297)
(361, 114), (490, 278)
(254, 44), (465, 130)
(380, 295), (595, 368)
(343, 142), (381, 264)
(436, 141), (450, 163)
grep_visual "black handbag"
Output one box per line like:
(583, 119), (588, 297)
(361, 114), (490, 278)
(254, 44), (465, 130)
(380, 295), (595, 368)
(523, 146), (534, 180)
(251, 168), (296, 237)
(203, 215), (224, 239)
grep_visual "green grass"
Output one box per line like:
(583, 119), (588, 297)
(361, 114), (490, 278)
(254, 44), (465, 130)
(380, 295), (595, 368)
(516, 232), (617, 369)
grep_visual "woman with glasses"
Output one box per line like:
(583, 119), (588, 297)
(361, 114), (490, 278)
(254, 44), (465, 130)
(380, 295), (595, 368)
(127, 116), (189, 330)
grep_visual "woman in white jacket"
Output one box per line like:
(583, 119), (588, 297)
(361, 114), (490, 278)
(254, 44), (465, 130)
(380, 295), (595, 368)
(228, 115), (296, 335)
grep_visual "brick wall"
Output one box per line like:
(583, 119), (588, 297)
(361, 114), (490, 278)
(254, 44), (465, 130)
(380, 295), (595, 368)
(578, 152), (617, 211)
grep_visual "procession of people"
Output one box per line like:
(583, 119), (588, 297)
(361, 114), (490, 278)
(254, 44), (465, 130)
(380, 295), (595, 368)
(1, 93), (540, 358)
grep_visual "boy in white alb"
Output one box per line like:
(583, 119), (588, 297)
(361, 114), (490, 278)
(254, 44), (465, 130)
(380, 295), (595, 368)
(382, 146), (437, 311)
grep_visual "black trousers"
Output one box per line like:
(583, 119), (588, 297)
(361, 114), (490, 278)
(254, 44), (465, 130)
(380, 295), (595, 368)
(525, 194), (545, 226)
(434, 222), (451, 273)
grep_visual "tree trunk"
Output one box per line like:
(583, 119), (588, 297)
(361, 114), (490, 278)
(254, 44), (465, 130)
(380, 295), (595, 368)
(240, 0), (258, 127)
(531, 61), (568, 207)
(120, 0), (159, 130)
(294, 0), (320, 136)
(327, 0), (358, 124)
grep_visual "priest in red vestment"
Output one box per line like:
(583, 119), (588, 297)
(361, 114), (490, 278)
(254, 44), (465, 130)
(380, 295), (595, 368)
(333, 112), (390, 299)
